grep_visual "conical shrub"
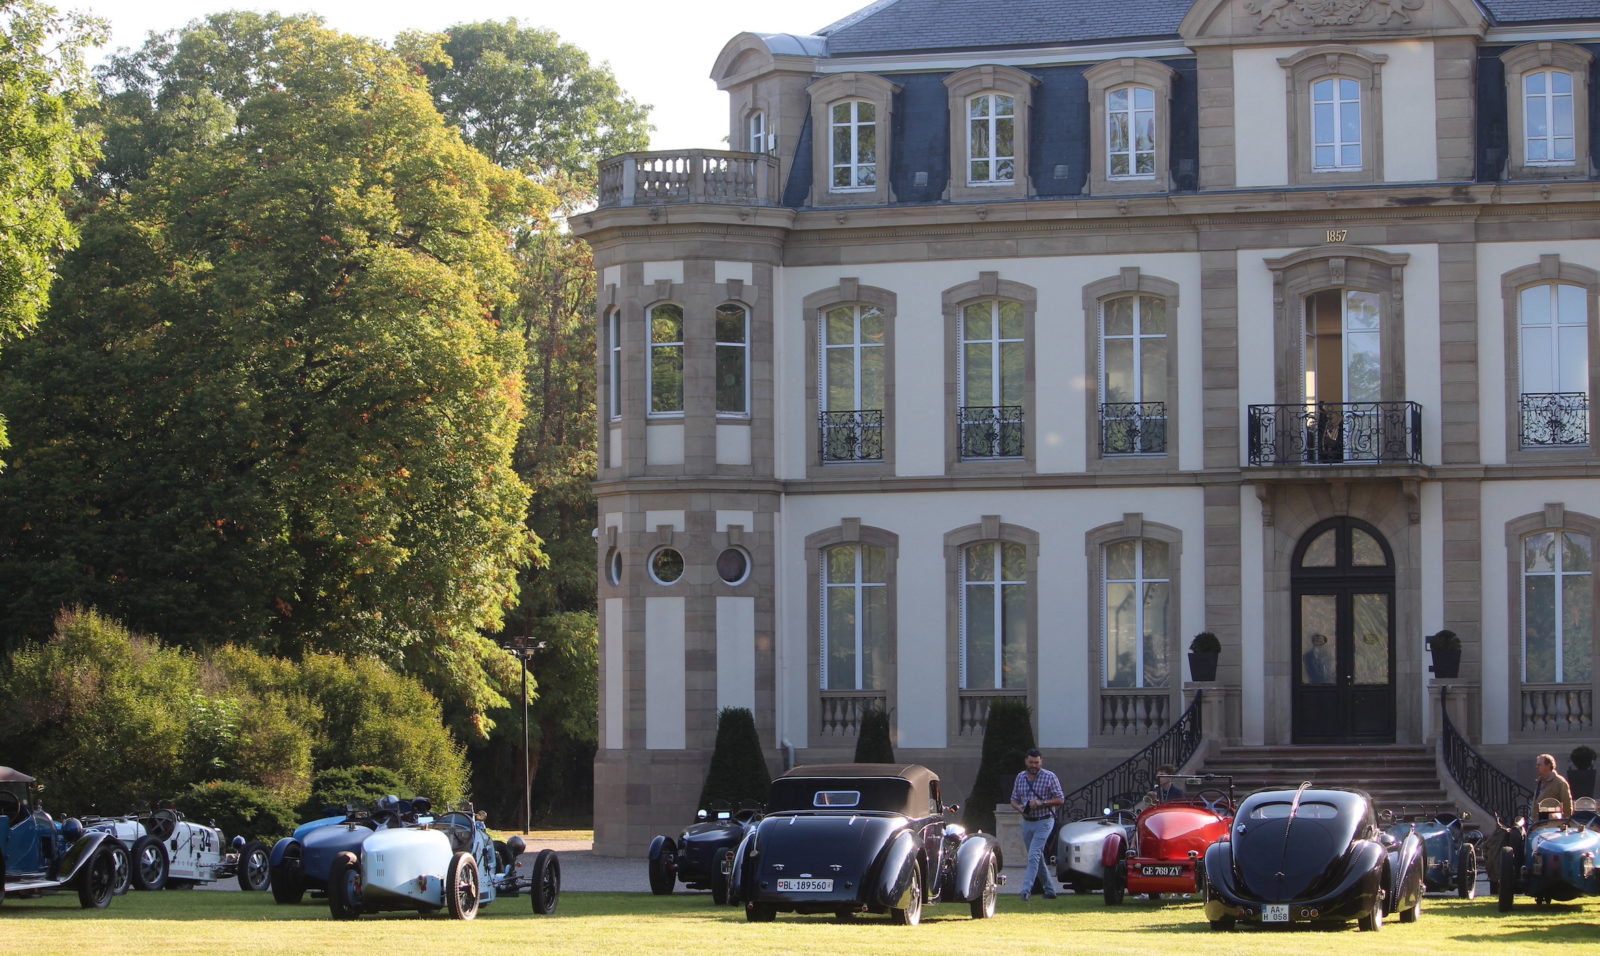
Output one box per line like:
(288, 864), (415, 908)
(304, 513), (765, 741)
(698, 707), (771, 809)
(963, 699), (1036, 833)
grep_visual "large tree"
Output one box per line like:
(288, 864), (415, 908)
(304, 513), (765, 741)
(0, 16), (543, 728)
(0, 0), (103, 451)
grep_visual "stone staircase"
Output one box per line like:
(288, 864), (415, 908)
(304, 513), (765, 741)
(1197, 745), (1453, 813)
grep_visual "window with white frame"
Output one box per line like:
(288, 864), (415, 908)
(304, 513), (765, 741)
(1311, 77), (1362, 172)
(1107, 86), (1156, 179)
(1085, 59), (1175, 196)
(967, 93), (1015, 185)
(1100, 294), (1168, 455)
(1279, 46), (1385, 186)
(606, 308), (621, 421)
(958, 299), (1025, 459)
(959, 541), (1028, 690)
(1522, 529), (1594, 684)
(1103, 538), (1172, 688)
(748, 110), (767, 154)
(1502, 43), (1593, 180)
(1519, 282), (1589, 447)
(1524, 70), (1576, 166)
(715, 303), (748, 416)
(647, 303), (683, 416)
(820, 303), (885, 462)
(821, 543), (888, 690)
(830, 99), (876, 191)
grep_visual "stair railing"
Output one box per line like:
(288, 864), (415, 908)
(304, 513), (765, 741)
(1058, 690), (1204, 820)
(1439, 685), (1531, 825)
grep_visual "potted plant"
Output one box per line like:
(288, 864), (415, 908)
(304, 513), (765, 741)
(1427, 629), (1461, 680)
(1569, 746), (1597, 800)
(1188, 632), (1221, 682)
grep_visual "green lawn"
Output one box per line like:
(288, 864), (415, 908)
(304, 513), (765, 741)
(0, 889), (1594, 955)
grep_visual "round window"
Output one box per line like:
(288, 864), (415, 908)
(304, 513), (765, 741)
(648, 547), (684, 585)
(607, 548), (622, 586)
(716, 547), (751, 586)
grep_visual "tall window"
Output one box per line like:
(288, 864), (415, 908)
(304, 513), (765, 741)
(606, 308), (621, 421)
(1525, 70), (1575, 166)
(1311, 77), (1361, 172)
(830, 100), (876, 191)
(1522, 530), (1593, 684)
(820, 304), (885, 461)
(1103, 539), (1171, 688)
(959, 299), (1024, 459)
(715, 303), (748, 416)
(1100, 294), (1168, 455)
(647, 303), (683, 416)
(967, 93), (1015, 185)
(960, 541), (1027, 690)
(748, 110), (767, 154)
(821, 544), (888, 690)
(1107, 86), (1155, 179)
(1519, 282), (1588, 446)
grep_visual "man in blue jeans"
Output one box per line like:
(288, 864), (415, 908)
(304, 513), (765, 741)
(1009, 748), (1063, 900)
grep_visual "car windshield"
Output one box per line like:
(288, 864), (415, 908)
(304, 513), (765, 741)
(813, 791), (861, 808)
(1249, 802), (1338, 820)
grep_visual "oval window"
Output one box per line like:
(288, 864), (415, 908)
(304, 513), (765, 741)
(649, 547), (684, 585)
(716, 547), (751, 586)
(607, 548), (623, 586)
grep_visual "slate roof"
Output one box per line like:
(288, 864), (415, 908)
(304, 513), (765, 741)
(810, 0), (1600, 57)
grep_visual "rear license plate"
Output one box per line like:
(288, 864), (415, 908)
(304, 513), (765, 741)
(1142, 865), (1183, 877)
(777, 878), (833, 892)
(1263, 904), (1289, 923)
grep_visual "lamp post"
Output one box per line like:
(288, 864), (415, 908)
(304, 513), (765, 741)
(505, 636), (545, 834)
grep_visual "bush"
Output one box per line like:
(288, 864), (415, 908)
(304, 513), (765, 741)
(698, 707), (771, 809)
(1190, 631), (1221, 654)
(176, 780), (298, 841)
(854, 708), (895, 764)
(963, 700), (1036, 834)
(301, 766), (408, 818)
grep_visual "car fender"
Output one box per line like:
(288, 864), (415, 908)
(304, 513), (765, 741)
(1202, 841), (1238, 899)
(52, 831), (108, 883)
(874, 830), (920, 910)
(1100, 829), (1126, 868)
(269, 837), (300, 869)
(729, 829), (756, 902)
(648, 834), (676, 863)
(953, 833), (1001, 902)
(1330, 840), (1388, 903)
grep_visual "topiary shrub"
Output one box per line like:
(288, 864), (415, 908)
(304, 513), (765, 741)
(698, 707), (771, 810)
(301, 765), (409, 818)
(176, 779), (298, 841)
(963, 699), (1036, 834)
(854, 707), (895, 764)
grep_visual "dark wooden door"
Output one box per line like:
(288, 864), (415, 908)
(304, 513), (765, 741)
(1291, 519), (1396, 743)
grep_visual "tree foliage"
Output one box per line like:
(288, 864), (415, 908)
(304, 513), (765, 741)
(0, 16), (544, 728)
(963, 700), (1037, 834)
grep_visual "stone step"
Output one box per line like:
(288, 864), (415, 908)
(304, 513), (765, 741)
(1198, 744), (1451, 811)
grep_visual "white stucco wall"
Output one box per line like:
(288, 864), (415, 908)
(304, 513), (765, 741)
(644, 596), (687, 749)
(1233, 47), (1290, 187)
(716, 596), (757, 713)
(603, 597), (624, 750)
(1380, 41), (1439, 183)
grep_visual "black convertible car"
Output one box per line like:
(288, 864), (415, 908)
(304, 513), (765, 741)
(730, 764), (1002, 925)
(647, 800), (762, 904)
(1204, 785), (1424, 931)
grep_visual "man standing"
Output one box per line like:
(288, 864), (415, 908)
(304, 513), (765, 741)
(1009, 748), (1063, 900)
(1534, 752), (1574, 820)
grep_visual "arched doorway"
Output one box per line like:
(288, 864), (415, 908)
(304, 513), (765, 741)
(1291, 517), (1396, 743)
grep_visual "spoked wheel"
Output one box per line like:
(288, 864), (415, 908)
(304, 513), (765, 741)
(328, 851), (363, 920)
(1103, 859), (1126, 906)
(890, 865), (922, 926)
(131, 835), (168, 891)
(146, 809), (180, 841)
(744, 902), (776, 922)
(1498, 846), (1516, 912)
(270, 842), (304, 904)
(107, 841), (132, 896)
(238, 841), (270, 892)
(647, 839), (676, 895)
(445, 851), (480, 920)
(970, 854), (998, 919)
(530, 848), (560, 915)
(76, 846), (116, 909)
(1458, 844), (1477, 899)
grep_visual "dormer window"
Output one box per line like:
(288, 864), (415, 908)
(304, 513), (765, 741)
(1279, 46), (1385, 187)
(748, 110), (767, 154)
(808, 73), (899, 206)
(830, 100), (877, 190)
(1502, 42), (1593, 181)
(1524, 70), (1575, 166)
(966, 93), (1015, 185)
(1085, 59), (1175, 196)
(1107, 86), (1156, 179)
(944, 65), (1036, 202)
(1311, 77), (1362, 172)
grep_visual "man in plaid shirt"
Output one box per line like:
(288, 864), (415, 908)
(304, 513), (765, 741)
(1009, 748), (1063, 900)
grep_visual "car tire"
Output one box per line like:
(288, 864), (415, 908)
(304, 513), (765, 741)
(1209, 917), (1235, 931)
(270, 841), (304, 904)
(107, 840), (132, 896)
(328, 851), (363, 920)
(745, 902), (776, 922)
(446, 850), (480, 920)
(712, 848), (734, 905)
(647, 838), (676, 895)
(76, 845), (116, 909)
(530, 848), (560, 915)
(890, 864), (922, 926)
(131, 835), (169, 891)
(970, 854), (998, 919)
(1102, 859), (1126, 906)
(238, 841), (270, 892)
(1400, 893), (1420, 923)
(1498, 846), (1515, 912)
(1358, 896), (1384, 931)
(1458, 844), (1477, 900)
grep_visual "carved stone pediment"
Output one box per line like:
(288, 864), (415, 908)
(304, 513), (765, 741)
(1179, 0), (1486, 45)
(1244, 0), (1420, 29)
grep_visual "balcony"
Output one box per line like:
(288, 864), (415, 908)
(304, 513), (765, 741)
(959, 404), (1025, 460)
(1247, 401), (1422, 466)
(1100, 402), (1167, 456)
(957, 689), (1027, 736)
(818, 691), (886, 737)
(1519, 392), (1590, 448)
(819, 409), (884, 463)
(597, 150), (781, 208)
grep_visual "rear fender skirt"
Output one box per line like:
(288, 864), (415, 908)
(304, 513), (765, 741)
(874, 831), (919, 909)
(1101, 831), (1125, 868)
(1203, 843), (1238, 899)
(269, 838), (299, 869)
(953, 834), (1000, 901)
(52, 831), (107, 882)
(648, 835), (676, 863)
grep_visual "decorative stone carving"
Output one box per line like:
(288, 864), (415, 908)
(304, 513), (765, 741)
(1243, 0), (1421, 30)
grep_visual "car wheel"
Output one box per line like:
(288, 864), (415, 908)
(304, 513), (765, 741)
(270, 842), (304, 904)
(446, 850), (480, 920)
(744, 902), (776, 922)
(1103, 859), (1126, 906)
(1498, 846), (1516, 912)
(1209, 917), (1236, 931)
(1358, 896), (1384, 931)
(647, 839), (676, 895)
(328, 851), (363, 920)
(106, 840), (132, 896)
(970, 854), (998, 919)
(712, 848), (734, 905)
(238, 841), (270, 892)
(76, 845), (116, 909)
(1400, 893), (1420, 923)
(530, 848), (560, 915)
(890, 864), (922, 926)
(131, 835), (169, 891)
(1458, 844), (1477, 900)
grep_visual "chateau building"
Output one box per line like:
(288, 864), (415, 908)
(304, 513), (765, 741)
(574, 0), (1600, 854)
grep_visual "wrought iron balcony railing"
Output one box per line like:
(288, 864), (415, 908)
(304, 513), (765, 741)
(1519, 392), (1590, 448)
(959, 404), (1025, 459)
(597, 150), (782, 208)
(1100, 402), (1168, 456)
(1247, 401), (1422, 466)
(819, 409), (884, 463)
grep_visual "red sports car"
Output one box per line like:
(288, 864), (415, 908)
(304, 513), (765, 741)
(1104, 775), (1234, 903)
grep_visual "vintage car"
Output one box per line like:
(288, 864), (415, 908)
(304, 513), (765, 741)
(327, 807), (559, 919)
(0, 766), (119, 909)
(1204, 785), (1425, 931)
(83, 808), (270, 892)
(1054, 800), (1138, 894)
(270, 796), (427, 903)
(1104, 775), (1234, 903)
(730, 763), (1002, 925)
(1496, 796), (1600, 910)
(648, 800), (763, 903)
(1383, 809), (1480, 897)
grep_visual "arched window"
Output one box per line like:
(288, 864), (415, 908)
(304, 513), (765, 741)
(715, 303), (748, 416)
(966, 92), (1016, 185)
(959, 540), (1028, 690)
(647, 303), (683, 416)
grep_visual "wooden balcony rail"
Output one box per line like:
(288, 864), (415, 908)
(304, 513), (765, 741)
(597, 150), (782, 208)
